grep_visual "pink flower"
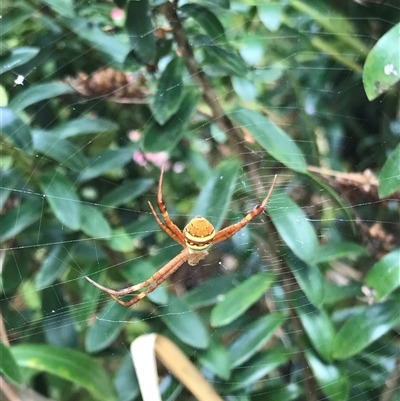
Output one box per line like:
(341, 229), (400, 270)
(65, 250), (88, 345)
(132, 150), (171, 170)
(110, 8), (125, 21)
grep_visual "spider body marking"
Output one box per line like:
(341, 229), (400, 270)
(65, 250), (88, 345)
(85, 167), (277, 307)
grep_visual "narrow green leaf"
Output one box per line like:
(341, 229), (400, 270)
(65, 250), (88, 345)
(9, 82), (74, 112)
(365, 249), (400, 301)
(363, 23), (400, 101)
(0, 341), (22, 385)
(11, 344), (118, 401)
(211, 272), (276, 327)
(230, 108), (307, 173)
(0, 107), (33, 151)
(0, 200), (42, 242)
(258, 3), (286, 32)
(284, 251), (324, 307)
(114, 355), (140, 401)
(267, 190), (318, 264)
(332, 301), (400, 359)
(198, 340), (231, 380)
(85, 301), (131, 353)
(305, 348), (349, 401)
(43, 0), (75, 18)
(39, 171), (81, 230)
(378, 143), (400, 198)
(36, 244), (73, 289)
(159, 296), (209, 349)
(190, 159), (241, 231)
(51, 117), (118, 139)
(32, 129), (88, 171)
(0, 47), (39, 74)
(80, 204), (112, 239)
(151, 57), (184, 125)
(77, 148), (134, 182)
(126, 0), (156, 64)
(228, 312), (286, 368)
(291, 290), (335, 361)
(143, 90), (201, 152)
(314, 241), (368, 264)
(101, 178), (153, 208)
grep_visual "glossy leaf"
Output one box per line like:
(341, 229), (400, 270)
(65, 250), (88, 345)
(228, 312), (286, 368)
(0, 200), (42, 242)
(365, 249), (400, 301)
(291, 290), (335, 361)
(267, 190), (318, 264)
(0, 341), (22, 385)
(39, 171), (81, 231)
(332, 301), (400, 359)
(284, 251), (324, 307)
(0, 46), (39, 74)
(77, 148), (134, 182)
(32, 129), (88, 171)
(305, 348), (349, 401)
(378, 142), (400, 198)
(0, 106), (32, 151)
(210, 272), (276, 327)
(101, 178), (153, 208)
(363, 23), (400, 101)
(143, 90), (201, 152)
(230, 108), (307, 173)
(85, 300), (131, 353)
(159, 296), (209, 349)
(80, 204), (112, 239)
(126, 0), (156, 64)
(11, 344), (118, 401)
(52, 117), (118, 139)
(36, 244), (73, 289)
(314, 241), (368, 264)
(190, 159), (240, 231)
(151, 57), (184, 125)
(9, 82), (74, 112)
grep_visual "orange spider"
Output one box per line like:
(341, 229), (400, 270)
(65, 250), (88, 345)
(86, 168), (277, 307)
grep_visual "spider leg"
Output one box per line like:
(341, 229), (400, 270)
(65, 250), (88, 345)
(85, 249), (190, 307)
(213, 175), (277, 244)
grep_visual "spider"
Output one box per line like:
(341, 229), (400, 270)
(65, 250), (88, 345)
(86, 168), (277, 307)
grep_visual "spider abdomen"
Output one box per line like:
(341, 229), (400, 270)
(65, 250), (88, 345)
(184, 216), (215, 253)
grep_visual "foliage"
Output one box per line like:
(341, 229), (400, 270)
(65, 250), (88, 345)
(1, 1), (399, 401)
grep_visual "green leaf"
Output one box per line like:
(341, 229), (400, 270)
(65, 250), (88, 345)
(77, 148), (134, 182)
(190, 159), (241, 231)
(0, 47), (39, 74)
(0, 107), (33, 151)
(230, 108), (307, 173)
(305, 348), (349, 401)
(159, 296), (209, 349)
(42, 0), (75, 18)
(39, 171), (81, 231)
(101, 178), (153, 208)
(32, 129), (88, 171)
(231, 76), (257, 102)
(0, 341), (22, 385)
(363, 22), (400, 101)
(228, 312), (286, 368)
(143, 90), (201, 152)
(126, 0), (156, 64)
(51, 117), (118, 139)
(267, 190), (318, 264)
(378, 143), (400, 198)
(180, 3), (226, 42)
(314, 241), (369, 264)
(0, 200), (42, 242)
(332, 301), (400, 359)
(151, 57), (184, 125)
(0, 169), (19, 210)
(198, 340), (231, 380)
(80, 204), (112, 238)
(258, 3), (285, 32)
(291, 290), (335, 361)
(85, 301), (131, 353)
(365, 249), (400, 301)
(210, 272), (276, 327)
(228, 345), (293, 391)
(106, 228), (135, 252)
(36, 244), (73, 289)
(284, 251), (324, 307)
(9, 82), (74, 112)
(114, 355), (140, 401)
(11, 344), (118, 401)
